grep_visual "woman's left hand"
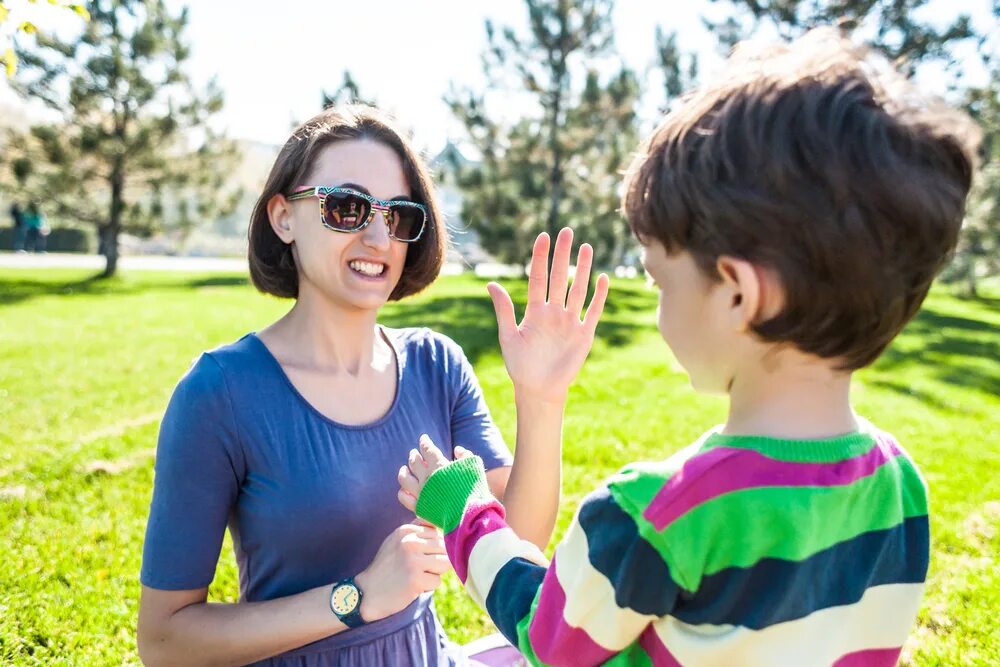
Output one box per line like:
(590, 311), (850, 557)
(486, 227), (610, 405)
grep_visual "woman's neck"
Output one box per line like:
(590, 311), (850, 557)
(265, 288), (386, 376)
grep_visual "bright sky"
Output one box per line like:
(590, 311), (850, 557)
(0, 0), (995, 155)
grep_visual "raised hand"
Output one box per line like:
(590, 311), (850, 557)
(486, 228), (610, 404)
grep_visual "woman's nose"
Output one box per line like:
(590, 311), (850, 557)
(361, 208), (392, 249)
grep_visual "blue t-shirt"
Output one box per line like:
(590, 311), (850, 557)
(141, 328), (512, 639)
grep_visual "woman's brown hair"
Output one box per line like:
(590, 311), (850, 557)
(248, 105), (446, 301)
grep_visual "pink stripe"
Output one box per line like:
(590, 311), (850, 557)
(638, 626), (683, 667)
(644, 437), (901, 530)
(526, 555), (617, 666)
(832, 647), (903, 666)
(444, 500), (507, 584)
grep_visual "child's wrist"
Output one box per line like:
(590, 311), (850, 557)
(513, 384), (568, 407)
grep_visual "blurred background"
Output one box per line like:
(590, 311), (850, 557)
(0, 0), (997, 292)
(0, 2), (998, 665)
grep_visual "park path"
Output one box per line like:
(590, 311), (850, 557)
(0, 251), (248, 272)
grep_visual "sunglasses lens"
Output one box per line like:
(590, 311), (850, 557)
(324, 191), (370, 230)
(388, 205), (425, 242)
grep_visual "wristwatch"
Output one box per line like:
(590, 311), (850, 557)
(329, 577), (366, 628)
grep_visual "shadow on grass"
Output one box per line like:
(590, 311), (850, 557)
(0, 272), (250, 305)
(872, 305), (1000, 398)
(381, 278), (655, 364)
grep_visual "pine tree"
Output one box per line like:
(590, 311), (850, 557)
(1, 0), (239, 276)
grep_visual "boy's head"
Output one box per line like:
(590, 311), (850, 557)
(623, 28), (979, 391)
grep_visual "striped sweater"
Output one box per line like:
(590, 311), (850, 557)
(415, 423), (930, 666)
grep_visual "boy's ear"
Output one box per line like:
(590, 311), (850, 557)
(267, 194), (295, 244)
(715, 256), (782, 332)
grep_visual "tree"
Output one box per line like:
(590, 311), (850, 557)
(0, 0), (89, 76)
(321, 70), (377, 109)
(705, 0), (976, 75)
(448, 0), (618, 265)
(953, 5), (1000, 297)
(1, 0), (239, 277)
(705, 0), (998, 293)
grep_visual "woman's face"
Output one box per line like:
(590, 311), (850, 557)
(278, 139), (412, 312)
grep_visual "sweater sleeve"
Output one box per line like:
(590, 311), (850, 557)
(416, 457), (685, 666)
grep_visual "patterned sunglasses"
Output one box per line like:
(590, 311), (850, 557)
(287, 186), (428, 243)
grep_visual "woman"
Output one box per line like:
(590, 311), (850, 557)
(136, 105), (601, 666)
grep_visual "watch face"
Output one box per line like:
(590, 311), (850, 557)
(331, 583), (360, 616)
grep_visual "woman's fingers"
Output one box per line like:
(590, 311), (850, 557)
(421, 553), (452, 576)
(566, 242), (593, 317)
(548, 227), (574, 308)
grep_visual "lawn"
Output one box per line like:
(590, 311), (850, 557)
(0, 268), (997, 665)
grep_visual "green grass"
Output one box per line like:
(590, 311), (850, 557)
(0, 269), (997, 665)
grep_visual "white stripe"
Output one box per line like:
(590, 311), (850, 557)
(466, 527), (548, 609)
(551, 517), (658, 651)
(652, 582), (924, 666)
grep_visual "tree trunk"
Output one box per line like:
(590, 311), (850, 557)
(546, 54), (568, 267)
(966, 257), (979, 299)
(100, 223), (119, 278)
(102, 168), (125, 279)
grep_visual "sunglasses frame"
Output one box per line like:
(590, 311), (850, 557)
(286, 186), (428, 243)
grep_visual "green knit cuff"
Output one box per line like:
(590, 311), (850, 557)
(415, 455), (493, 533)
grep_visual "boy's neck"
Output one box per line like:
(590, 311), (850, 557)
(723, 350), (859, 441)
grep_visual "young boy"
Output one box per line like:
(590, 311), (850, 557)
(398, 29), (979, 666)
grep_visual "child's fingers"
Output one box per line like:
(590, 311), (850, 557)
(583, 272), (610, 335)
(487, 282), (518, 343)
(418, 434), (448, 468)
(548, 227), (574, 308)
(526, 232), (551, 310)
(566, 242), (593, 316)
(398, 464), (421, 498)
(407, 448), (425, 477)
(397, 488), (417, 512)
(454, 446), (472, 460)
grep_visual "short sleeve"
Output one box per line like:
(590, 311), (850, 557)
(440, 334), (513, 471)
(140, 353), (246, 590)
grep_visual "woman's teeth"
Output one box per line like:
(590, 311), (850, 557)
(349, 260), (385, 277)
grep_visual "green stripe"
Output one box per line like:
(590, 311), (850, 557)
(607, 442), (707, 510)
(619, 454), (928, 588)
(602, 644), (654, 666)
(414, 456), (493, 533)
(514, 585), (552, 667)
(701, 430), (877, 463)
(513, 584), (653, 666)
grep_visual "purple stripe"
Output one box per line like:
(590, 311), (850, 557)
(645, 438), (901, 530)
(526, 555), (617, 666)
(638, 626), (683, 667)
(444, 500), (507, 584)
(832, 647), (902, 666)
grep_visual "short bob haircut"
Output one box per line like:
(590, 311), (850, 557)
(623, 29), (979, 370)
(248, 105), (446, 301)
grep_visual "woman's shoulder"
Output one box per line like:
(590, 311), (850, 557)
(174, 334), (267, 396)
(385, 326), (467, 365)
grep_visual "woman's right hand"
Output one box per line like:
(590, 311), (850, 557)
(354, 523), (451, 623)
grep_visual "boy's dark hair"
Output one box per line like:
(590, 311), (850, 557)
(248, 105), (445, 301)
(623, 29), (980, 370)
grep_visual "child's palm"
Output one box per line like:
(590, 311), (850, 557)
(488, 229), (609, 403)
